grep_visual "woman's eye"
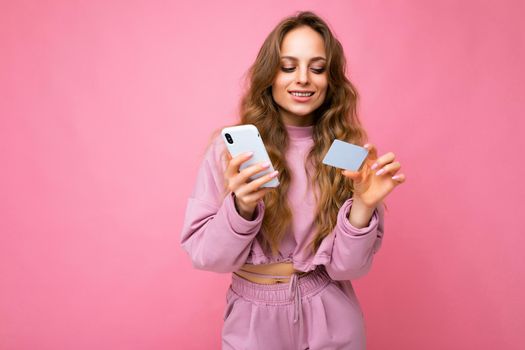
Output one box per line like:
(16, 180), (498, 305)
(280, 67), (326, 74)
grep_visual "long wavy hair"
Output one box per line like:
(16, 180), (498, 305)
(209, 11), (386, 258)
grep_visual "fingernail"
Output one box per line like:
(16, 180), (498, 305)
(371, 163), (378, 170)
(376, 169), (385, 176)
(261, 161), (271, 168)
(245, 152), (254, 157)
(392, 175), (401, 180)
(269, 170), (279, 178)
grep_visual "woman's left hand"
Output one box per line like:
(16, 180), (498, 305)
(341, 143), (406, 209)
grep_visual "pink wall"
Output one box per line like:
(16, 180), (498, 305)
(1, 1), (524, 349)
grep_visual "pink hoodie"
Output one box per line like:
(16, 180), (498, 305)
(180, 124), (385, 280)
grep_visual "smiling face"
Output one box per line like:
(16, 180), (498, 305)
(271, 26), (328, 127)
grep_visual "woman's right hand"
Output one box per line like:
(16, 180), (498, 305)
(224, 152), (279, 220)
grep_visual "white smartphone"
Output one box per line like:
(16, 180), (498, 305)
(221, 124), (279, 188)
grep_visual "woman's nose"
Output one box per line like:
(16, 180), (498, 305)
(296, 67), (309, 84)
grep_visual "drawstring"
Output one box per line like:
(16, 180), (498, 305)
(288, 272), (301, 323)
(288, 272), (304, 347)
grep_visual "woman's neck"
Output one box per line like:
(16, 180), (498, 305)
(283, 123), (314, 141)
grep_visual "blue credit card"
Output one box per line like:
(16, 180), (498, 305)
(322, 139), (369, 171)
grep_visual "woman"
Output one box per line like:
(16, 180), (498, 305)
(180, 11), (406, 350)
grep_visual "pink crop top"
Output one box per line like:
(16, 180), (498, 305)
(180, 124), (385, 281)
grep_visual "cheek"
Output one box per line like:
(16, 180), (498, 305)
(316, 79), (328, 100)
(315, 76), (328, 91)
(274, 75), (291, 88)
(272, 76), (292, 98)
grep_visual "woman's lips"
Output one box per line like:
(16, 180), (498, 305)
(289, 91), (315, 103)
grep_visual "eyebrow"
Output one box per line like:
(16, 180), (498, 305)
(280, 56), (326, 62)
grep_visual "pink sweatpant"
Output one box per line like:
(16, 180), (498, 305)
(221, 266), (366, 350)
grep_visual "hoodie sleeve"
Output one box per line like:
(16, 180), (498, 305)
(320, 197), (385, 281)
(180, 135), (265, 273)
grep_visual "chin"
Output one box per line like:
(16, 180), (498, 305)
(288, 107), (316, 116)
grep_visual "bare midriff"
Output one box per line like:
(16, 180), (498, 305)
(234, 262), (307, 284)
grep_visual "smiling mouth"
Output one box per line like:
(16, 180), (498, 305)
(289, 91), (315, 97)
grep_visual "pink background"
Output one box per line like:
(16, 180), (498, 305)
(1, 0), (524, 349)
